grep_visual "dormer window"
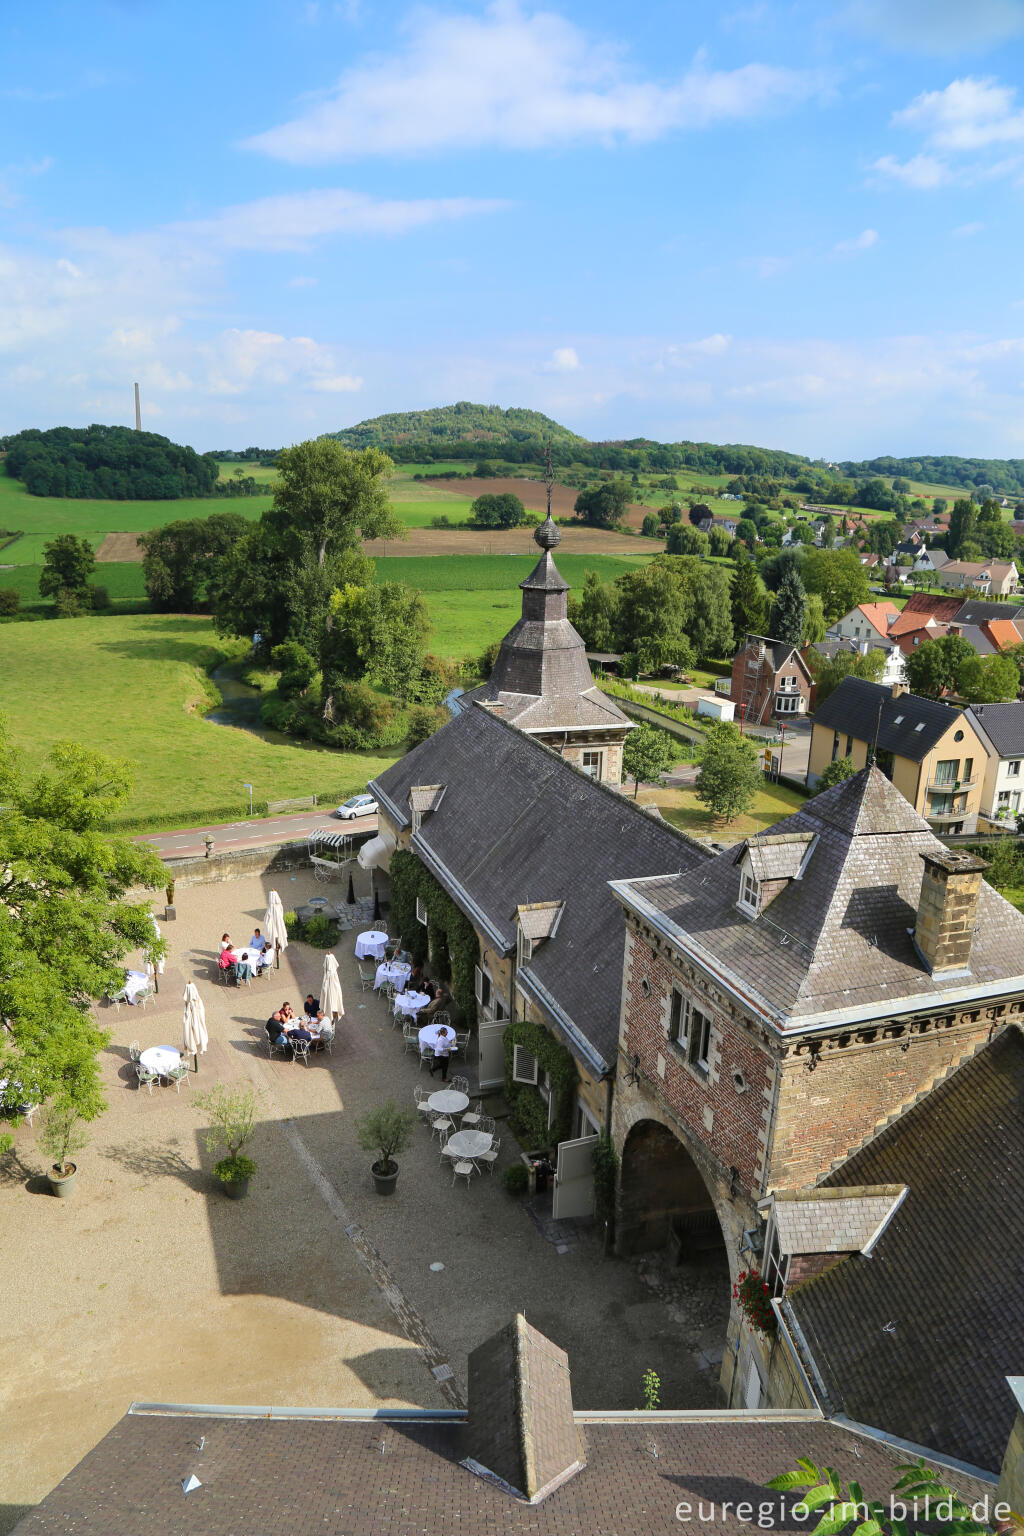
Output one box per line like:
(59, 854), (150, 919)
(517, 928), (533, 966)
(739, 870), (760, 915)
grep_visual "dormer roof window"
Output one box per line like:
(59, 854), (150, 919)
(515, 901), (564, 965)
(409, 783), (445, 833)
(735, 832), (817, 917)
(738, 869), (760, 915)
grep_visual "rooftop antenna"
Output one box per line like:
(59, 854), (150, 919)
(869, 697), (884, 765)
(134, 382), (141, 432)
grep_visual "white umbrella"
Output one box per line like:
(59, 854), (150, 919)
(182, 982), (208, 1072)
(263, 889), (289, 970)
(149, 912), (166, 974)
(321, 953), (345, 1022)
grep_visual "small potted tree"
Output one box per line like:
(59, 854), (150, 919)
(39, 1100), (89, 1198)
(195, 1083), (261, 1199)
(355, 1100), (416, 1195)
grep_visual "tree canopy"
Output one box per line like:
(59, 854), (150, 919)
(3, 424), (217, 500)
(800, 548), (870, 623)
(622, 722), (676, 799)
(470, 492), (526, 528)
(271, 438), (403, 565)
(38, 534), (95, 610)
(903, 634), (977, 698)
(140, 512), (248, 612)
(574, 480), (632, 528)
(768, 565), (807, 648)
(0, 720), (166, 1148)
(696, 721), (761, 823)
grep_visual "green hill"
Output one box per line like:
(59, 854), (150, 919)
(332, 401), (584, 449)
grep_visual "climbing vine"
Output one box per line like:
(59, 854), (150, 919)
(592, 1133), (619, 1234)
(388, 848), (479, 1026)
(502, 1017), (577, 1149)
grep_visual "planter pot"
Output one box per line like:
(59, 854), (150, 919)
(221, 1177), (250, 1200)
(371, 1160), (399, 1196)
(48, 1163), (77, 1199)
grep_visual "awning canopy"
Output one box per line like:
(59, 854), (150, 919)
(358, 830), (396, 871)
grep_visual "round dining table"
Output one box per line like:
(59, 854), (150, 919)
(427, 1088), (469, 1117)
(355, 929), (389, 961)
(444, 1129), (492, 1160)
(395, 989), (431, 1018)
(375, 959), (411, 992)
(139, 1045), (181, 1077)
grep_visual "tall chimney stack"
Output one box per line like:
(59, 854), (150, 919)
(913, 849), (988, 976)
(134, 382), (141, 432)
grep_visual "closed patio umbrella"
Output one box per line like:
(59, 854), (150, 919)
(182, 982), (208, 1073)
(264, 889), (289, 971)
(321, 953), (344, 1023)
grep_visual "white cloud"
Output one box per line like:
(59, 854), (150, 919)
(244, 2), (820, 161)
(175, 187), (507, 252)
(546, 346), (580, 371)
(832, 228), (878, 254)
(846, 0), (1024, 53)
(895, 76), (1024, 150)
(871, 152), (949, 188)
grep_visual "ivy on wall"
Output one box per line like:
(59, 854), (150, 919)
(389, 848), (479, 1027)
(502, 1017), (577, 1150)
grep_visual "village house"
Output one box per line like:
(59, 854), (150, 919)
(965, 701), (1024, 822)
(607, 765), (1024, 1459)
(807, 678), (990, 833)
(936, 558), (1020, 596)
(827, 599), (899, 647)
(729, 635), (814, 726)
(810, 634), (904, 687)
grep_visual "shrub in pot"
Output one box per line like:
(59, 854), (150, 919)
(195, 1083), (261, 1199)
(355, 1100), (416, 1195)
(502, 1163), (529, 1198)
(39, 1100), (89, 1198)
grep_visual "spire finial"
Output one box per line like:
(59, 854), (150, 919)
(535, 514), (561, 551)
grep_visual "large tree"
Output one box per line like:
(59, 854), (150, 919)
(903, 634), (977, 698)
(946, 497), (978, 558)
(800, 547), (870, 622)
(38, 534), (95, 608)
(696, 721), (761, 823)
(322, 581), (430, 700)
(271, 438), (403, 565)
(730, 551), (767, 645)
(0, 721), (166, 1148)
(567, 569), (620, 652)
(622, 722), (676, 799)
(140, 511), (248, 612)
(802, 593), (827, 645)
(667, 524), (710, 557)
(806, 646), (885, 705)
(956, 652), (1019, 703)
(769, 565), (807, 648)
(574, 480), (631, 528)
(471, 492), (526, 528)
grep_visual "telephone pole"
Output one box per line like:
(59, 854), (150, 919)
(134, 382), (141, 432)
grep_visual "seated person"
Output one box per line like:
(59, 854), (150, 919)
(235, 950), (254, 984)
(420, 986), (452, 1023)
(408, 961), (425, 992)
(266, 1011), (289, 1049)
(287, 1023), (316, 1045)
(218, 946), (238, 983)
(249, 928), (268, 954)
(280, 1001), (295, 1023)
(220, 933), (232, 953)
(303, 994), (321, 1020)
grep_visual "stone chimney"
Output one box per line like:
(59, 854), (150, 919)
(997, 1378), (1024, 1531)
(913, 850), (988, 976)
(891, 682), (908, 698)
(465, 1314), (585, 1503)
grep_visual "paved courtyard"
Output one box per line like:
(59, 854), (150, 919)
(1, 866), (728, 1530)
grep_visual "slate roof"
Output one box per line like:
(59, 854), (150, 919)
(787, 1025), (1024, 1473)
(812, 677), (959, 761)
(13, 1405), (992, 1535)
(967, 700), (1024, 757)
(744, 832), (815, 883)
(467, 1316), (582, 1501)
(769, 1186), (906, 1256)
(370, 705), (709, 1072)
(744, 635), (813, 676)
(612, 767), (1024, 1029)
(951, 623), (996, 656)
(952, 598), (1024, 626)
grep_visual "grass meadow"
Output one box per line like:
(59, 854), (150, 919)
(0, 614), (400, 826)
(0, 472), (272, 541)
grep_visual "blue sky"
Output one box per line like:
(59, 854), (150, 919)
(4, 0), (1024, 458)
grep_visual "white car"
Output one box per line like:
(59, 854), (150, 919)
(335, 793), (378, 821)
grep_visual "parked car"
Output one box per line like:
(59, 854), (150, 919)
(335, 793), (378, 821)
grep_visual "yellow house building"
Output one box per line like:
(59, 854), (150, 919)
(808, 677), (990, 834)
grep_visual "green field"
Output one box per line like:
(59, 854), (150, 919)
(0, 472), (272, 538)
(0, 562), (147, 607)
(0, 614), (400, 825)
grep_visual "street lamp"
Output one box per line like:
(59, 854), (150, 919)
(242, 783), (253, 816)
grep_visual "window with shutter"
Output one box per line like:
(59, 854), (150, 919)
(512, 1044), (539, 1085)
(415, 896), (427, 926)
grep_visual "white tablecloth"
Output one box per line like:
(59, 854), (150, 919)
(355, 929), (389, 961)
(375, 960), (411, 992)
(445, 1129), (492, 1159)
(395, 990), (431, 1018)
(418, 1021), (458, 1052)
(139, 1046), (181, 1077)
(124, 970), (149, 1003)
(427, 1089), (469, 1116)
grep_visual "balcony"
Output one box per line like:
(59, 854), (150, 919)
(928, 775), (977, 792)
(927, 807), (970, 824)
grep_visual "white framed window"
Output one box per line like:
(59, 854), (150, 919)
(495, 994), (509, 1021)
(775, 693), (802, 713)
(581, 749), (603, 780)
(738, 870), (760, 915)
(517, 928), (533, 966)
(574, 1099), (601, 1139)
(762, 1213), (789, 1298)
(512, 1043), (539, 1085)
(415, 896), (428, 926)
(690, 1007), (712, 1074)
(474, 965), (492, 1013)
(1009, 760), (1022, 778)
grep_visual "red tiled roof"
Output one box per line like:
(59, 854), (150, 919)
(897, 593), (962, 621)
(857, 601), (899, 637)
(982, 619), (1023, 651)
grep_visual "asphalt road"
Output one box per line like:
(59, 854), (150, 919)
(138, 810), (378, 861)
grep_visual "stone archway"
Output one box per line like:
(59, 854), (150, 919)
(617, 1118), (728, 1262)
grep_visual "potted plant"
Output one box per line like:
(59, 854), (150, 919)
(39, 1100), (88, 1199)
(194, 1083), (261, 1200)
(355, 1100), (416, 1195)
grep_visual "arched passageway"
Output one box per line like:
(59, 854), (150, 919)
(618, 1119), (727, 1264)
